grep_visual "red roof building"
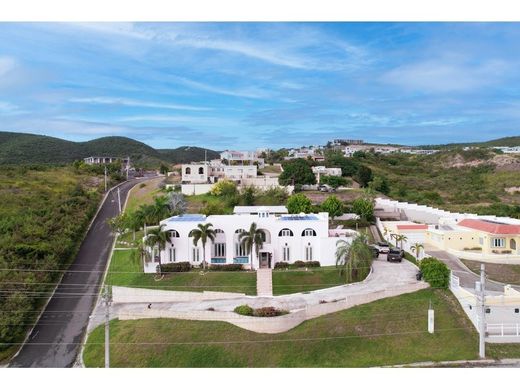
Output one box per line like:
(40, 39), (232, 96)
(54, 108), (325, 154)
(457, 219), (520, 235)
(397, 224), (428, 230)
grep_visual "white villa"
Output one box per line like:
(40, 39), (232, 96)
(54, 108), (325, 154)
(220, 150), (265, 168)
(312, 166), (342, 183)
(144, 206), (357, 273)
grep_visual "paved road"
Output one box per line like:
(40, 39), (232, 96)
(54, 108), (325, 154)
(426, 249), (504, 292)
(9, 177), (151, 368)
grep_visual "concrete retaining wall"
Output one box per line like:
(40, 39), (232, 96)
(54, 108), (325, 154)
(112, 286), (246, 303)
(116, 284), (426, 334)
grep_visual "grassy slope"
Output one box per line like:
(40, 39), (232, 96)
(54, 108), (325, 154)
(83, 289), (479, 367)
(460, 259), (520, 285)
(124, 177), (165, 213)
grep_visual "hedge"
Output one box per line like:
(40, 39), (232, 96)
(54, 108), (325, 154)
(160, 262), (192, 273)
(209, 264), (244, 271)
(234, 304), (254, 316)
(233, 305), (289, 317)
(419, 257), (450, 288)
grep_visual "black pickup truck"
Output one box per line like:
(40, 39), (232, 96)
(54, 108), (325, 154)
(387, 248), (404, 262)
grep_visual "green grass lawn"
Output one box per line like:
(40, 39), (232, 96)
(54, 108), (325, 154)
(487, 344), (520, 359)
(106, 250), (349, 295)
(272, 266), (349, 295)
(115, 230), (144, 248)
(106, 250), (257, 294)
(83, 289), (480, 367)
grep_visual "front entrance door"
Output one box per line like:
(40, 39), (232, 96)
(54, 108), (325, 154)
(259, 252), (271, 268)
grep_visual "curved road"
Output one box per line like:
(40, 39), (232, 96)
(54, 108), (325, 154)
(9, 177), (152, 367)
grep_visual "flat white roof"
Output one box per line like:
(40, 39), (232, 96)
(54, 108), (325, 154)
(233, 206), (288, 214)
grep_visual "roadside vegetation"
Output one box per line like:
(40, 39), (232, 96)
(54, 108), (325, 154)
(83, 289), (479, 367)
(0, 164), (112, 362)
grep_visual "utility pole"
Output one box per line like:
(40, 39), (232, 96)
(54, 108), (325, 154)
(479, 263), (486, 358)
(103, 285), (112, 368)
(104, 165), (107, 193)
(428, 300), (434, 334)
(117, 187), (122, 214)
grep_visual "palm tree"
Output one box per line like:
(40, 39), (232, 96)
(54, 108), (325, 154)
(150, 195), (171, 223)
(191, 223), (216, 270)
(144, 224), (172, 273)
(239, 222), (265, 271)
(396, 234), (408, 249)
(411, 242), (424, 260)
(335, 233), (373, 283)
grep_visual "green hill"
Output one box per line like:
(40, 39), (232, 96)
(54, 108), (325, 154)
(0, 131), (219, 166)
(158, 146), (220, 163)
(419, 135), (520, 149)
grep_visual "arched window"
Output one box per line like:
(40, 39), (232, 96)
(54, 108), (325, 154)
(302, 228), (317, 237)
(278, 228), (294, 237)
(215, 229), (225, 234)
(305, 243), (313, 261)
(185, 167), (191, 174)
(235, 229), (246, 234)
(168, 230), (180, 238)
(198, 167), (204, 174)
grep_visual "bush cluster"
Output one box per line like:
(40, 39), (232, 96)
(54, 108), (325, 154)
(274, 261), (289, 269)
(209, 264), (244, 271)
(160, 261), (192, 273)
(233, 304), (254, 316)
(419, 257), (450, 288)
(233, 305), (289, 317)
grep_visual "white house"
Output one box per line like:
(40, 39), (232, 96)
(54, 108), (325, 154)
(220, 150), (265, 168)
(144, 208), (357, 273)
(312, 166), (342, 183)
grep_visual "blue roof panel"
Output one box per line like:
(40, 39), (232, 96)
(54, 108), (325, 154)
(279, 215), (318, 221)
(168, 214), (206, 222)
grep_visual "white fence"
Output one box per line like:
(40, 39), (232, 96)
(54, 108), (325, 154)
(486, 323), (520, 338)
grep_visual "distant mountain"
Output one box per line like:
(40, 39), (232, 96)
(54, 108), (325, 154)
(0, 131), (219, 166)
(419, 136), (520, 149)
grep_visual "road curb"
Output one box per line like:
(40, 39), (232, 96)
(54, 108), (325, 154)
(75, 177), (154, 368)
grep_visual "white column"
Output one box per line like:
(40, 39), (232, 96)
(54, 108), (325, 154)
(225, 229), (234, 264)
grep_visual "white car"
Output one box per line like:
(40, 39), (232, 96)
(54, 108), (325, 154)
(375, 241), (390, 254)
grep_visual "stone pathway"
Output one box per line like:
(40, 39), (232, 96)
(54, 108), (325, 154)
(257, 268), (273, 296)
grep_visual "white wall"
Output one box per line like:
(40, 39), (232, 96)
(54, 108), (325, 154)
(181, 183), (213, 195)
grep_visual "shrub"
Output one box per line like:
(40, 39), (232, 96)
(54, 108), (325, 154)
(160, 262), (192, 273)
(274, 261), (289, 269)
(139, 183), (146, 188)
(209, 264), (243, 271)
(289, 260), (320, 268)
(419, 257), (450, 288)
(253, 307), (289, 317)
(234, 305), (254, 316)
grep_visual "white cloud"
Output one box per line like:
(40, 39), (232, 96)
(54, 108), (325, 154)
(0, 56), (16, 77)
(381, 59), (510, 93)
(69, 96), (211, 111)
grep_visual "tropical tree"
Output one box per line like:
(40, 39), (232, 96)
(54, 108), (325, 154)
(392, 234), (408, 249)
(278, 159), (316, 186)
(150, 195), (171, 223)
(108, 213), (127, 236)
(321, 195), (343, 219)
(411, 242), (424, 260)
(144, 224), (172, 272)
(286, 193), (312, 214)
(191, 223), (216, 270)
(352, 196), (374, 221)
(335, 233), (373, 283)
(239, 222), (266, 271)
(125, 210), (144, 241)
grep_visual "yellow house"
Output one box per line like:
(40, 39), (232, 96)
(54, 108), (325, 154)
(426, 219), (520, 256)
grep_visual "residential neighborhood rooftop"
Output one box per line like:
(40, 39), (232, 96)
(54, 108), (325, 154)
(458, 219), (520, 235)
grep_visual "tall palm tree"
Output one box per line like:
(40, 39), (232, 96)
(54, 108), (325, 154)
(191, 223), (216, 270)
(335, 233), (373, 283)
(411, 242), (424, 260)
(144, 224), (172, 273)
(150, 195), (171, 223)
(239, 222), (265, 271)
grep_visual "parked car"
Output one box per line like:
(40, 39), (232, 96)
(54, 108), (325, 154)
(318, 184), (336, 193)
(369, 245), (380, 258)
(375, 241), (390, 254)
(387, 248), (404, 262)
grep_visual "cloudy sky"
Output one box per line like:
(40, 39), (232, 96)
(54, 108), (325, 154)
(0, 22), (519, 149)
